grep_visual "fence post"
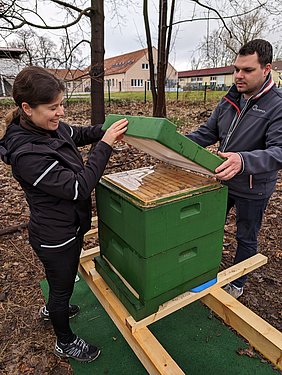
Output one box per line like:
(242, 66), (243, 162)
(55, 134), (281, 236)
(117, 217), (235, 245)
(177, 80), (179, 102)
(204, 82), (207, 105)
(144, 83), (147, 104)
(107, 80), (111, 107)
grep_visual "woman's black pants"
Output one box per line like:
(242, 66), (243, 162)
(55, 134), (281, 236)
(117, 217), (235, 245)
(33, 236), (83, 343)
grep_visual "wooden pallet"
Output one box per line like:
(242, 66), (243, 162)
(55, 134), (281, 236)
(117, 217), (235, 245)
(79, 219), (282, 374)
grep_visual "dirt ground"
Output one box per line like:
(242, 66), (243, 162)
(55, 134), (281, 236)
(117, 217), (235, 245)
(0, 101), (281, 374)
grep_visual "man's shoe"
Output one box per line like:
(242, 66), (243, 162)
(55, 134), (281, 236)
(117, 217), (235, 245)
(54, 336), (101, 362)
(223, 283), (243, 299)
(40, 304), (80, 321)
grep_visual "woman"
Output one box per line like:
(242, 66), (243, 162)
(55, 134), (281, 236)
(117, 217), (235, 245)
(0, 66), (127, 362)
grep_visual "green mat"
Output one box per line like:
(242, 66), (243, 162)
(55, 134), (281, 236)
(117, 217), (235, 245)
(41, 276), (279, 374)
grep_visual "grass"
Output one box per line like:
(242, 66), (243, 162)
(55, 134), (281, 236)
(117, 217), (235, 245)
(105, 90), (227, 104)
(0, 90), (227, 106)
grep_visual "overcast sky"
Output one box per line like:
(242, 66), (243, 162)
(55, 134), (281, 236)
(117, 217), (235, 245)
(103, 1), (218, 71)
(4, 0), (281, 71)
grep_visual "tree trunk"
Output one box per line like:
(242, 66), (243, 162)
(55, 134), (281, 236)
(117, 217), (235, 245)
(90, 0), (105, 125)
(143, 0), (175, 118)
(155, 0), (167, 117)
(143, 0), (157, 114)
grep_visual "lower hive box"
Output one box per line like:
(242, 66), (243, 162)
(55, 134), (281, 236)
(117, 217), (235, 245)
(95, 163), (228, 321)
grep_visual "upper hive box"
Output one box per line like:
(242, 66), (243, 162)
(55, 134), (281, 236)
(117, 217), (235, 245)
(102, 114), (224, 175)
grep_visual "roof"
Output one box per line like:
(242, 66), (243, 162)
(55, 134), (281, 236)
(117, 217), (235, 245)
(178, 66), (235, 78)
(47, 68), (86, 81)
(0, 47), (26, 59)
(104, 48), (149, 75)
(272, 61), (282, 71)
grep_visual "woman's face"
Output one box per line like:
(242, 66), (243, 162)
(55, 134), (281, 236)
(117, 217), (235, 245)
(22, 91), (65, 131)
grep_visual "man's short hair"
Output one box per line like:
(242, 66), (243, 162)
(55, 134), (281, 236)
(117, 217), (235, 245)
(238, 39), (273, 66)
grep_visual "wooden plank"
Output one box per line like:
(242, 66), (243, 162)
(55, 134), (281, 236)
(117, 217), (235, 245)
(126, 254), (267, 332)
(201, 288), (282, 370)
(79, 259), (185, 375)
(91, 216), (98, 226)
(84, 227), (98, 240)
(80, 246), (100, 265)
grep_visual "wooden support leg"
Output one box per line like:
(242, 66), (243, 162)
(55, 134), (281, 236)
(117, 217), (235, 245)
(79, 260), (185, 375)
(201, 288), (282, 371)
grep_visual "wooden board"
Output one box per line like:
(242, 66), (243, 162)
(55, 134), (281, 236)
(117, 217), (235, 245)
(79, 256), (185, 375)
(202, 289), (282, 370)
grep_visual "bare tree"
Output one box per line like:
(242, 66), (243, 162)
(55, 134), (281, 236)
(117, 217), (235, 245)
(195, 2), (282, 68)
(221, 7), (267, 55)
(11, 29), (60, 68)
(197, 29), (235, 68)
(143, 0), (271, 117)
(144, 0), (175, 117)
(0, 0), (105, 124)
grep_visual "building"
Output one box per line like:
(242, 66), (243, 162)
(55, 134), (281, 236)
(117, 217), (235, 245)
(178, 66), (234, 91)
(178, 61), (282, 91)
(272, 61), (282, 87)
(0, 47), (26, 96)
(47, 68), (88, 95)
(103, 47), (178, 92)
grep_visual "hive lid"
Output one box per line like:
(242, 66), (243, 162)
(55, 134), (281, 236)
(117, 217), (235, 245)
(101, 164), (222, 207)
(103, 114), (224, 175)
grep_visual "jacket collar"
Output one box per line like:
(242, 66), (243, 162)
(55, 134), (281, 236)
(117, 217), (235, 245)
(225, 73), (274, 105)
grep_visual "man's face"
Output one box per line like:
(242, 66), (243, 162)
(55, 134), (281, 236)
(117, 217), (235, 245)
(234, 52), (271, 98)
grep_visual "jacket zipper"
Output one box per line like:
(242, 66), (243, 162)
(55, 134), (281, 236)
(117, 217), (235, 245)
(221, 98), (251, 152)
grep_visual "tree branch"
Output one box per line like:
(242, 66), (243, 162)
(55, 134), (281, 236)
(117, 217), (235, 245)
(172, 2), (266, 28)
(0, 6), (93, 30)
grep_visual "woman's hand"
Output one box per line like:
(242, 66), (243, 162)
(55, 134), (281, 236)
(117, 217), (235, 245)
(101, 118), (128, 147)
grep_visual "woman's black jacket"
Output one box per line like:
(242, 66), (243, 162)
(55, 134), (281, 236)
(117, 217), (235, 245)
(0, 119), (112, 250)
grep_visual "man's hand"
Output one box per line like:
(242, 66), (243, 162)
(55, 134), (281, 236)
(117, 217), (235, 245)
(215, 151), (242, 180)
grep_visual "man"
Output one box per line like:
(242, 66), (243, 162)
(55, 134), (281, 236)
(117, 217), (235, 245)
(186, 39), (282, 298)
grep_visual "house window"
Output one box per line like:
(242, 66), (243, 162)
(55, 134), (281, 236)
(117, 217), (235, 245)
(210, 76), (217, 82)
(191, 77), (202, 83)
(131, 79), (144, 87)
(142, 63), (149, 70)
(112, 79), (114, 87)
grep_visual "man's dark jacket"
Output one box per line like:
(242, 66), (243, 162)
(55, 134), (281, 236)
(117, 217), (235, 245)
(187, 76), (282, 199)
(0, 118), (112, 249)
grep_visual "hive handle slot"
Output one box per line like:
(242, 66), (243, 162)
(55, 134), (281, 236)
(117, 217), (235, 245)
(179, 247), (198, 262)
(180, 203), (200, 219)
(110, 238), (124, 256)
(110, 197), (122, 213)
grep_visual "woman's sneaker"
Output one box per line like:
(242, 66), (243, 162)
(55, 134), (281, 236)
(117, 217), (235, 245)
(54, 336), (101, 362)
(40, 304), (80, 321)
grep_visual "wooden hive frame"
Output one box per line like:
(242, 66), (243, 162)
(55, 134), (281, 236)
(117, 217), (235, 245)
(79, 217), (282, 374)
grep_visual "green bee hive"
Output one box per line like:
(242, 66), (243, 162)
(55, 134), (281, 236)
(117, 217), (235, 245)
(95, 115), (228, 321)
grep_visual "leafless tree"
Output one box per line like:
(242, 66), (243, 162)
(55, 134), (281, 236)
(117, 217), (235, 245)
(194, 2), (282, 68)
(143, 0), (272, 117)
(11, 29), (60, 68)
(0, 0), (105, 124)
(197, 29), (235, 68)
(144, 0), (175, 117)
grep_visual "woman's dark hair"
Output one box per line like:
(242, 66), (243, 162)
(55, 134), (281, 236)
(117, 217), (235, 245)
(13, 66), (65, 108)
(238, 39), (273, 66)
(3, 66), (65, 127)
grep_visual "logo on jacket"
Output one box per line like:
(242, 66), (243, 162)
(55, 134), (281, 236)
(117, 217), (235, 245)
(252, 104), (266, 113)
